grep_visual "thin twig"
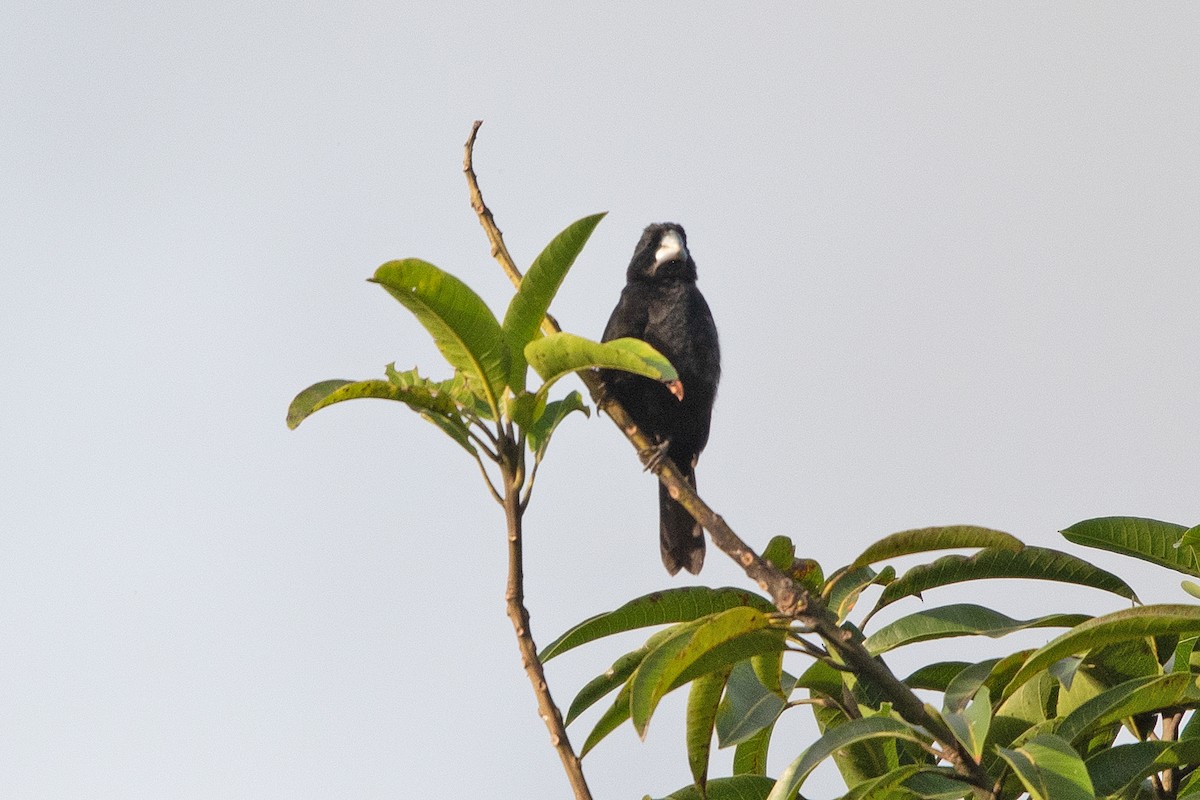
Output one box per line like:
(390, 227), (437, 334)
(466, 123), (591, 798)
(502, 469), (593, 800)
(464, 120), (523, 284)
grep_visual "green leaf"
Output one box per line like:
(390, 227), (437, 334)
(716, 661), (788, 748)
(687, 665), (732, 793)
(371, 258), (509, 417)
(503, 390), (542, 429)
(762, 536), (796, 572)
(501, 213), (606, 390)
(902, 661), (973, 692)
(651, 775), (779, 800)
(1181, 524), (1200, 553)
(942, 685), (991, 761)
(525, 333), (677, 398)
(541, 587), (774, 661)
(1003, 605), (1200, 700)
(991, 671), (1056, 752)
(288, 379), (355, 428)
(581, 680), (633, 756)
(388, 365), (490, 419)
(1086, 739), (1200, 796)
(1172, 635), (1199, 673)
(526, 390), (589, 458)
(823, 565), (892, 622)
(944, 659), (1002, 711)
(1056, 672), (1200, 747)
(871, 546), (1139, 614)
(996, 734), (1095, 800)
(849, 525), (1024, 570)
(675, 630), (791, 692)
(1061, 516), (1199, 577)
(732, 724), (773, 777)
(864, 604), (1088, 655)
(565, 643), (651, 725)
(631, 607), (778, 737)
(767, 716), (930, 800)
(835, 767), (967, 800)
(286, 377), (477, 455)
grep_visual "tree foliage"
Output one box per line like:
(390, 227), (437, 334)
(291, 156), (1200, 799)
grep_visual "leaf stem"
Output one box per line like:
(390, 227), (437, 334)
(470, 447), (503, 505)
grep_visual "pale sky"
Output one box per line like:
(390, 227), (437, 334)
(4, 4), (1199, 798)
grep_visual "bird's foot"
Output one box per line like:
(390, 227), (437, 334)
(638, 438), (672, 472)
(593, 377), (611, 410)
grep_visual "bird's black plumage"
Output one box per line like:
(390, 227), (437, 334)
(601, 223), (720, 575)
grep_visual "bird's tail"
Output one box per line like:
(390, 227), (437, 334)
(659, 465), (704, 575)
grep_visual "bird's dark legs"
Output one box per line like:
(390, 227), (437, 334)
(638, 437), (672, 472)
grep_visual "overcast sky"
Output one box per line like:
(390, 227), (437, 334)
(4, 4), (1199, 798)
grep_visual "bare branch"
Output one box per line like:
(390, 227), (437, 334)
(501, 469), (593, 799)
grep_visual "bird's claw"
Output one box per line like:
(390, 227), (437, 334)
(639, 438), (671, 472)
(593, 378), (610, 410)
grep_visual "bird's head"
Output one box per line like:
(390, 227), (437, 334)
(627, 222), (697, 282)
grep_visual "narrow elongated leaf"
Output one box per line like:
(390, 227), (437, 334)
(872, 546), (1138, 613)
(286, 378), (477, 455)
(849, 525), (1023, 570)
(652, 775), (778, 800)
(674, 630), (789, 691)
(578, 626), (785, 756)
(501, 212), (606, 390)
(581, 681), (633, 756)
(541, 587), (773, 661)
(631, 608), (777, 737)
(732, 724), (773, 776)
(371, 259), (509, 416)
(1086, 740), (1200, 796)
(1003, 605), (1200, 699)
(566, 643), (651, 725)
(1056, 672), (1200, 746)
(1061, 516), (1199, 577)
(288, 379), (355, 428)
(864, 604), (1088, 655)
(997, 734), (1095, 800)
(716, 661), (787, 748)
(903, 661), (973, 692)
(835, 766), (967, 800)
(525, 333), (676, 397)
(767, 716), (930, 800)
(687, 665), (732, 792)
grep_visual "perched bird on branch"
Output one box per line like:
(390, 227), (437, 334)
(601, 223), (720, 575)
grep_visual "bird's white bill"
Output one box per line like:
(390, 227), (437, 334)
(653, 230), (687, 269)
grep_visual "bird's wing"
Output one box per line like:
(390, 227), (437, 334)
(601, 285), (649, 342)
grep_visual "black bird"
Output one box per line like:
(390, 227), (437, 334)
(601, 223), (720, 575)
